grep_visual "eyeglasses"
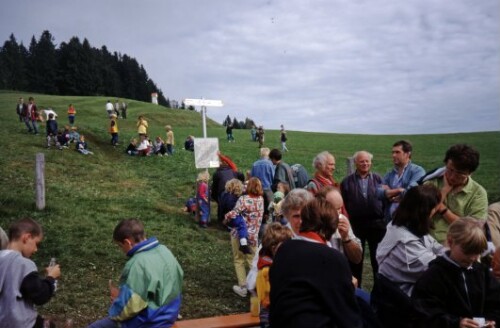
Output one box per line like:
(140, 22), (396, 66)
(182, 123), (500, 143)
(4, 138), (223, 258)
(446, 165), (469, 178)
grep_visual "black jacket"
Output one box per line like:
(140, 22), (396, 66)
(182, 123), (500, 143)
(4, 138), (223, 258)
(412, 255), (500, 327)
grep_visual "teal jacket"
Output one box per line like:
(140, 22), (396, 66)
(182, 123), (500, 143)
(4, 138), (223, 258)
(109, 237), (183, 328)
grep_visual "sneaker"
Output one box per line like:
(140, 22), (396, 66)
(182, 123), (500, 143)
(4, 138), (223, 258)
(232, 285), (247, 297)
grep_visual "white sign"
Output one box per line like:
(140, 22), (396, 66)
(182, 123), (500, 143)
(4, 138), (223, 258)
(194, 138), (220, 169)
(184, 98), (224, 107)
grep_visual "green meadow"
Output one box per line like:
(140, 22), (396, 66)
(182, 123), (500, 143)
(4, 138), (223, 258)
(0, 90), (499, 326)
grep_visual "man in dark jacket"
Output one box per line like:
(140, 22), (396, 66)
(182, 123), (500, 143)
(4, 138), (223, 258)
(341, 150), (386, 286)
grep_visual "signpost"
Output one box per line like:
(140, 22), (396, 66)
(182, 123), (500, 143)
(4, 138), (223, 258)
(184, 98), (224, 138)
(184, 98), (224, 169)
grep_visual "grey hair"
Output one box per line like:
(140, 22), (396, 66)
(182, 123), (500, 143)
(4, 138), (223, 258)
(353, 150), (373, 162)
(281, 189), (313, 218)
(260, 147), (270, 157)
(313, 151), (334, 170)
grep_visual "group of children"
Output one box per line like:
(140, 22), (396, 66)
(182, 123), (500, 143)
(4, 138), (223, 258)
(45, 113), (93, 155)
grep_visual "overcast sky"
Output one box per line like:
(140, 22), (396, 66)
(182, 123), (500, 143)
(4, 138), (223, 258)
(1, 0), (499, 134)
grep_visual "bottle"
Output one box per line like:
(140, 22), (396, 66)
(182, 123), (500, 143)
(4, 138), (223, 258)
(49, 257), (58, 292)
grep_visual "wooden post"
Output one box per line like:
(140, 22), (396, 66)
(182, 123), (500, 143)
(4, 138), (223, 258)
(35, 153), (45, 210)
(346, 157), (355, 176)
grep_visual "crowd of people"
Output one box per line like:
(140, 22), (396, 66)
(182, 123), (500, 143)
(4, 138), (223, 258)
(5, 97), (500, 327)
(200, 140), (500, 328)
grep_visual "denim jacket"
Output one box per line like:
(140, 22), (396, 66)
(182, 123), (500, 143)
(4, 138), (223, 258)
(376, 162), (425, 221)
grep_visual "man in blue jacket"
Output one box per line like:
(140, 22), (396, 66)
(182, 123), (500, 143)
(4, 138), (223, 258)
(377, 140), (425, 221)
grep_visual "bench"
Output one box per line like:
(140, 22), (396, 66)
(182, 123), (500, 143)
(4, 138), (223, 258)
(173, 312), (260, 328)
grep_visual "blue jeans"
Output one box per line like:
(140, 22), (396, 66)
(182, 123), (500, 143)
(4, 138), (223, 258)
(226, 214), (249, 240)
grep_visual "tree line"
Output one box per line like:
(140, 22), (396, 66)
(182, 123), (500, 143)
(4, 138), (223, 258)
(223, 115), (257, 129)
(0, 31), (171, 106)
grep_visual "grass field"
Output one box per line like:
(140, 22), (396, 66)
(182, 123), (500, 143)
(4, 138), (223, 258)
(0, 90), (499, 326)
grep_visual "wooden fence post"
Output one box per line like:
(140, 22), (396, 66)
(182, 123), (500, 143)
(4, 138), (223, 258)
(35, 153), (45, 210)
(346, 157), (355, 176)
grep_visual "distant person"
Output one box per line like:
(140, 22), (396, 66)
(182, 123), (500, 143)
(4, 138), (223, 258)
(109, 113), (119, 147)
(136, 115), (148, 136)
(67, 103), (76, 125)
(257, 126), (265, 148)
(377, 140), (425, 222)
(421, 144), (488, 243)
(105, 100), (114, 117)
(280, 124), (288, 152)
(136, 134), (151, 156)
(76, 135), (94, 155)
(306, 151), (338, 194)
(165, 125), (175, 155)
(341, 150), (386, 286)
(412, 217), (500, 327)
(270, 197), (363, 328)
(184, 135), (194, 151)
(196, 171), (210, 228)
(251, 147), (275, 208)
(152, 136), (167, 156)
(68, 126), (80, 144)
(88, 219), (183, 328)
(114, 99), (120, 117)
(46, 113), (58, 149)
(226, 123), (235, 142)
(22, 97), (39, 134)
(269, 148), (295, 192)
(120, 101), (127, 119)
(15, 97), (26, 122)
(125, 138), (138, 156)
(0, 218), (61, 328)
(251, 126), (257, 141)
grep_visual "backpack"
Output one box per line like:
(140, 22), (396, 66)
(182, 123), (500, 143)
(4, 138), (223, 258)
(291, 164), (309, 188)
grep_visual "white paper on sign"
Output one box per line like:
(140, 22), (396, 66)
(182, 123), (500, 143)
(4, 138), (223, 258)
(194, 138), (219, 169)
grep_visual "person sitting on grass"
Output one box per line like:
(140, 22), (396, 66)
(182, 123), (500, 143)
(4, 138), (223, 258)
(412, 217), (500, 327)
(136, 134), (151, 156)
(125, 138), (138, 156)
(68, 126), (80, 144)
(256, 222), (294, 328)
(0, 218), (61, 328)
(88, 219), (183, 328)
(153, 136), (167, 156)
(75, 135), (94, 155)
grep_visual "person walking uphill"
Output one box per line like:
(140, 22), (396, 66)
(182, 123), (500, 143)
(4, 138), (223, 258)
(88, 219), (183, 328)
(67, 104), (76, 125)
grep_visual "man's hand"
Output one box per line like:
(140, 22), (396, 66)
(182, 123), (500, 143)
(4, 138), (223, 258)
(338, 216), (350, 240)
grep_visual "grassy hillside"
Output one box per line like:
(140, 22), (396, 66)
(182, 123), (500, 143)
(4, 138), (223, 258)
(0, 90), (499, 326)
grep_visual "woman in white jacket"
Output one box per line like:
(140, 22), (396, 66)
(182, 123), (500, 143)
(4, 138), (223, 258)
(376, 184), (445, 297)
